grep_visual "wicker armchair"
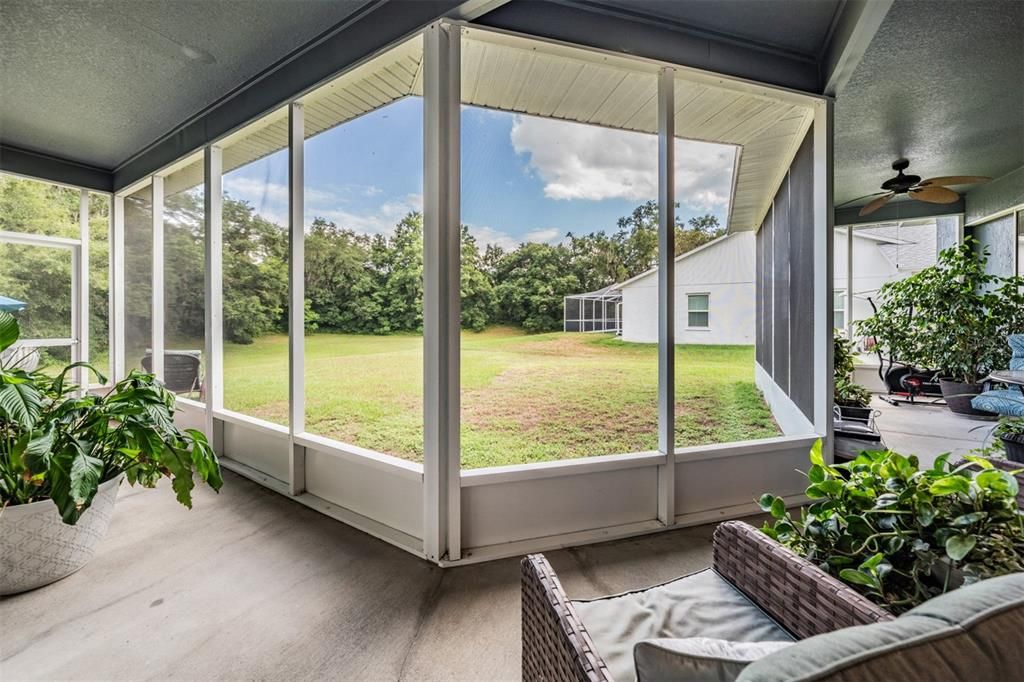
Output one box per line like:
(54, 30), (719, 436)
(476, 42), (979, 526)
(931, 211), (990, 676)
(521, 520), (893, 681)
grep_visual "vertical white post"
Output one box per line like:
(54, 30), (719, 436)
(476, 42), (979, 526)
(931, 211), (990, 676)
(70, 245), (81, 386)
(151, 175), (165, 380)
(76, 190), (90, 389)
(813, 99), (835, 456)
(845, 224), (854, 340)
(422, 21), (461, 563)
(657, 67), (676, 525)
(204, 146), (224, 442)
(288, 101), (307, 495)
(111, 194), (126, 382)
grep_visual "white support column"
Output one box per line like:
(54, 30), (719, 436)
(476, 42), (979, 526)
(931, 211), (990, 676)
(288, 101), (306, 496)
(845, 224), (854, 340)
(657, 67), (676, 525)
(813, 99), (835, 456)
(151, 175), (165, 380)
(76, 190), (90, 389)
(111, 194), (126, 382)
(204, 146), (224, 442)
(422, 21), (461, 563)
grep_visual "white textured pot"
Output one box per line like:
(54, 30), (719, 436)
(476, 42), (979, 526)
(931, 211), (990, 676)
(0, 473), (122, 595)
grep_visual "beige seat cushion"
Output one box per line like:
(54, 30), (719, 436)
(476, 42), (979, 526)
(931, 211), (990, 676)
(572, 568), (794, 682)
(738, 572), (1024, 682)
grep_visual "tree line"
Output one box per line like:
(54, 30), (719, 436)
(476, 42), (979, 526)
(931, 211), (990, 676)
(0, 175), (723, 350)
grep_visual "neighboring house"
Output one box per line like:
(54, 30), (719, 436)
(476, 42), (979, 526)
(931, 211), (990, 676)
(565, 222), (938, 345)
(832, 224), (937, 332)
(618, 231), (756, 345)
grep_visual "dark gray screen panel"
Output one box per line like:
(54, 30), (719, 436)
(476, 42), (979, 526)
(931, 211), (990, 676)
(772, 171), (792, 394)
(788, 132), (816, 418)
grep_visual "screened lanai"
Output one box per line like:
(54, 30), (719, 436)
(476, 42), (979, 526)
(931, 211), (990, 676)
(0, 16), (832, 567)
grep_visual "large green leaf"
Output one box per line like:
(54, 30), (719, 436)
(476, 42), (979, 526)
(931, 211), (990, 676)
(0, 310), (19, 354)
(49, 442), (104, 524)
(0, 381), (42, 429)
(24, 426), (55, 473)
(945, 534), (977, 561)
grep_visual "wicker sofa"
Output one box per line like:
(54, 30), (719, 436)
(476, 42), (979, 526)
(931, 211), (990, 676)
(523, 520), (1024, 681)
(521, 520), (893, 680)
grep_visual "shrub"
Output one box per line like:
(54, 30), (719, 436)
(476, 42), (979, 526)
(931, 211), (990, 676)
(759, 441), (1024, 613)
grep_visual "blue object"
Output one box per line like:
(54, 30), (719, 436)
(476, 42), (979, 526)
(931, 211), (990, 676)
(0, 295), (27, 312)
(1009, 334), (1024, 371)
(972, 388), (1024, 417)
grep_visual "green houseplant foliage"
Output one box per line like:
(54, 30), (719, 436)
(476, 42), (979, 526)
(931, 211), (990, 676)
(834, 330), (871, 408)
(0, 311), (222, 524)
(856, 238), (1024, 384)
(759, 441), (1024, 613)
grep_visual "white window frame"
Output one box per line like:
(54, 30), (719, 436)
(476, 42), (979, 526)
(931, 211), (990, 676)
(832, 289), (846, 331)
(686, 292), (710, 329)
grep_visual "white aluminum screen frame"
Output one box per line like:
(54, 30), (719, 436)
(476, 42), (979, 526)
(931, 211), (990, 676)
(97, 20), (830, 566)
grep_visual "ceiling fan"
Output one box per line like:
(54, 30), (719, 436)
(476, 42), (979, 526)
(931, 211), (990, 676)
(843, 159), (991, 217)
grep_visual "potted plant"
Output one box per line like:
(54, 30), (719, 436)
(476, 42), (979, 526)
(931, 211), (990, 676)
(834, 331), (873, 422)
(759, 442), (1024, 613)
(857, 238), (1024, 419)
(996, 417), (1024, 463)
(0, 311), (222, 595)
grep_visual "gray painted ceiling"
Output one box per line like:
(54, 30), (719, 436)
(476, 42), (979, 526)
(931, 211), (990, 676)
(0, 0), (371, 169)
(580, 0), (843, 59)
(835, 0), (1024, 208)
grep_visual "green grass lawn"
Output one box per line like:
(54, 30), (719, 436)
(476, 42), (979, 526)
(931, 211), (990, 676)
(217, 327), (779, 468)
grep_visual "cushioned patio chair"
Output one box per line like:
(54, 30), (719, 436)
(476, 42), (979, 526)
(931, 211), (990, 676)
(522, 521), (1024, 681)
(972, 334), (1024, 417)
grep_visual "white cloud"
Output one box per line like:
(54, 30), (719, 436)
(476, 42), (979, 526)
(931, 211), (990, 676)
(509, 115), (734, 212)
(223, 176), (290, 207)
(467, 224), (520, 251)
(524, 228), (561, 244)
(224, 176), (423, 236)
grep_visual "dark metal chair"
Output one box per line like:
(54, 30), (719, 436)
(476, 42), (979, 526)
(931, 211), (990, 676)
(141, 351), (202, 397)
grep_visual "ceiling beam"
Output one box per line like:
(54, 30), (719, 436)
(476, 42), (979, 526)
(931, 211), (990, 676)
(835, 197), (964, 227)
(471, 0), (821, 94)
(113, 0), (475, 192)
(820, 0), (894, 96)
(0, 144), (113, 193)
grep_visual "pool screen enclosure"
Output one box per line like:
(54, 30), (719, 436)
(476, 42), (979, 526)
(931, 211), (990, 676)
(564, 286), (622, 333)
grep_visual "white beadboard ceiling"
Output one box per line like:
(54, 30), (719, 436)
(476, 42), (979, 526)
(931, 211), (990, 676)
(162, 26), (815, 232)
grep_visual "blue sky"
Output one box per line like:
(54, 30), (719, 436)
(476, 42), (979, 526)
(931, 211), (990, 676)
(223, 98), (735, 249)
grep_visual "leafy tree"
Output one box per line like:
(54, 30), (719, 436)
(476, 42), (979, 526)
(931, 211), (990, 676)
(304, 217), (376, 332)
(460, 227), (497, 332)
(493, 242), (580, 332)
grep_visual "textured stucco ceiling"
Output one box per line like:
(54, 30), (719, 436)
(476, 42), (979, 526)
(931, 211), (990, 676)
(0, 0), (371, 169)
(582, 0), (843, 59)
(835, 0), (1024, 207)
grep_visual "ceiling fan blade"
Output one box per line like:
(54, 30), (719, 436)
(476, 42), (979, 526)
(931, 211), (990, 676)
(917, 175), (991, 187)
(859, 192), (895, 216)
(910, 185), (960, 204)
(836, 191), (891, 208)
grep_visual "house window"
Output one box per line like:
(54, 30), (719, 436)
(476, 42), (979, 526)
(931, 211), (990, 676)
(687, 293), (709, 328)
(833, 289), (846, 331)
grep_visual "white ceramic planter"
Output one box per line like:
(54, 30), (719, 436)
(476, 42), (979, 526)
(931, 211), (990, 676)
(0, 473), (122, 595)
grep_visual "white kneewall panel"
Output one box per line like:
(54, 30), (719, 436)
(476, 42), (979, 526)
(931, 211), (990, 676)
(461, 466), (659, 548)
(304, 448), (423, 540)
(674, 437), (815, 518)
(222, 419), (290, 483)
(621, 232), (756, 345)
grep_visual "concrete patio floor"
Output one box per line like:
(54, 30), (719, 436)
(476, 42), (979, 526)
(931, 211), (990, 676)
(870, 394), (995, 467)
(1, 470), (725, 681)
